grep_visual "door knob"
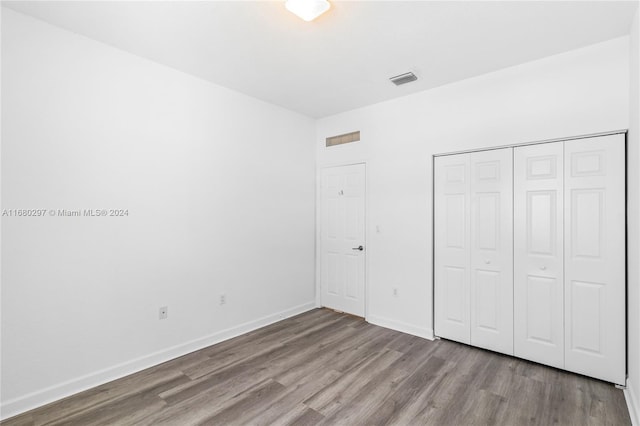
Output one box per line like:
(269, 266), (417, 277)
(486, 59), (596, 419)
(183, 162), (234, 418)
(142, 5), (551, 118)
(485, 260), (491, 264)
(352, 245), (364, 251)
(540, 266), (546, 270)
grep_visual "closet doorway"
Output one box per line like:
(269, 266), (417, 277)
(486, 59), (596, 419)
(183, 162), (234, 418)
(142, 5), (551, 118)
(433, 132), (626, 385)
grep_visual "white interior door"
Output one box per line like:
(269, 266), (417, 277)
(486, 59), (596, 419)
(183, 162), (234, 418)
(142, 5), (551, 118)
(470, 148), (514, 355)
(434, 154), (471, 344)
(564, 134), (626, 385)
(320, 164), (366, 317)
(514, 142), (564, 368)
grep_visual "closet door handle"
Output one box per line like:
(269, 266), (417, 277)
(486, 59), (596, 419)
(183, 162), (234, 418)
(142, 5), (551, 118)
(352, 245), (364, 251)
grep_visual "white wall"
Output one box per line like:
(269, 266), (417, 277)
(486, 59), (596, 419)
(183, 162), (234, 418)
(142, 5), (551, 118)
(626, 7), (640, 425)
(316, 37), (630, 339)
(0, 9), (315, 418)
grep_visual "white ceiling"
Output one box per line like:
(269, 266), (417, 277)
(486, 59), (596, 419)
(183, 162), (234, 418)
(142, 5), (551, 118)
(4, 1), (638, 118)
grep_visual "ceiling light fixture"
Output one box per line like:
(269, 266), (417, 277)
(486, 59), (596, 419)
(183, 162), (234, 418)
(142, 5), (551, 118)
(285, 0), (331, 22)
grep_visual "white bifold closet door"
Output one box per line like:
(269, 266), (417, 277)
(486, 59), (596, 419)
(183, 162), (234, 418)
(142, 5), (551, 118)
(435, 148), (513, 354)
(436, 133), (625, 385)
(514, 142), (565, 368)
(469, 149), (513, 355)
(564, 134), (625, 385)
(434, 153), (471, 344)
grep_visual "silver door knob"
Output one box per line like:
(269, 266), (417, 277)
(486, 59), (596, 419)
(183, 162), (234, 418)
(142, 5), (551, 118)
(485, 260), (491, 264)
(540, 266), (546, 270)
(352, 245), (364, 251)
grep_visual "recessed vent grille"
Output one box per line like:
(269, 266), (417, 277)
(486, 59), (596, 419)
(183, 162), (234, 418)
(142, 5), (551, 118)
(326, 131), (360, 147)
(390, 72), (418, 86)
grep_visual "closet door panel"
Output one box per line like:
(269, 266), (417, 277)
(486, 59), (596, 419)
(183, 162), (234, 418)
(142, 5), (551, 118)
(564, 134), (625, 385)
(470, 148), (513, 355)
(435, 154), (471, 344)
(514, 142), (564, 368)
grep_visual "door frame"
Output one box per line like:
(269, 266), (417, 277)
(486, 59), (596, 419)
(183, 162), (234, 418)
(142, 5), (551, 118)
(316, 161), (368, 319)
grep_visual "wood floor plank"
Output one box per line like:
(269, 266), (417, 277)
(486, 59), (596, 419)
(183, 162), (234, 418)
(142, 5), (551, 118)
(1, 308), (631, 426)
(317, 357), (410, 425)
(303, 349), (404, 416)
(327, 327), (400, 373)
(243, 370), (342, 426)
(24, 356), (195, 426)
(282, 407), (325, 426)
(141, 316), (365, 424)
(198, 379), (287, 425)
(360, 355), (448, 425)
(268, 404), (325, 426)
(158, 316), (351, 406)
(46, 391), (167, 426)
(274, 323), (378, 387)
(187, 313), (348, 380)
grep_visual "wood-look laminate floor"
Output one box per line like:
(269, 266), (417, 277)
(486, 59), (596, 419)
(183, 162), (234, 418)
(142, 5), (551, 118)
(2, 308), (631, 426)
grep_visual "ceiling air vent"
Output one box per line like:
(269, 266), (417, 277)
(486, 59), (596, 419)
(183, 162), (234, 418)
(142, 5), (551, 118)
(326, 131), (360, 147)
(390, 72), (418, 86)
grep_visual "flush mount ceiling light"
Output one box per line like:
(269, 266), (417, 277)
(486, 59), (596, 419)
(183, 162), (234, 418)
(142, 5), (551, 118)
(285, 0), (331, 22)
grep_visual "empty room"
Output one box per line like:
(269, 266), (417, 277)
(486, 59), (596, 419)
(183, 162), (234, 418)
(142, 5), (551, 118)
(1, 0), (640, 424)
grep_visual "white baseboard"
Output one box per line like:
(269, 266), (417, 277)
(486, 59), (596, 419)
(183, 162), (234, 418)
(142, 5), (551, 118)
(625, 379), (640, 426)
(367, 315), (434, 340)
(0, 301), (316, 421)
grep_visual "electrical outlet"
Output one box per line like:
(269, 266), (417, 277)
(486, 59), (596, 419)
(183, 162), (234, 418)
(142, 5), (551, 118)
(219, 294), (226, 305)
(393, 288), (398, 297)
(159, 306), (168, 320)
